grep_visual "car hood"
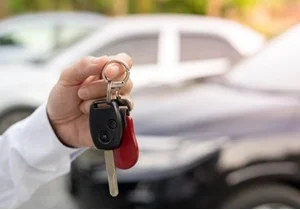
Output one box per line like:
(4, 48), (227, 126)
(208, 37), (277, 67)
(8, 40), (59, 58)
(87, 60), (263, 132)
(0, 64), (58, 109)
(131, 81), (298, 139)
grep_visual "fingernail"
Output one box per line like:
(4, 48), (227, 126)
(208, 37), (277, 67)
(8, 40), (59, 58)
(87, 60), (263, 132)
(78, 88), (89, 99)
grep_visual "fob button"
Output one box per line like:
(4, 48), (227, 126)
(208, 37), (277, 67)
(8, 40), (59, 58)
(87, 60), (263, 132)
(108, 119), (117, 129)
(98, 130), (112, 144)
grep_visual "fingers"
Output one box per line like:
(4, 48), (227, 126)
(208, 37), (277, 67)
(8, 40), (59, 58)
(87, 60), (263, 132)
(77, 53), (133, 100)
(79, 96), (134, 114)
(78, 78), (133, 100)
(104, 53), (133, 80)
(59, 56), (109, 86)
(58, 53), (132, 86)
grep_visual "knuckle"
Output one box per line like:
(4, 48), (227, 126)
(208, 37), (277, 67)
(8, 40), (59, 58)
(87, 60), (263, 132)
(58, 66), (72, 84)
(117, 53), (133, 67)
(129, 79), (133, 87)
(84, 103), (88, 113)
(118, 52), (128, 57)
(79, 103), (85, 113)
(83, 102), (90, 114)
(86, 101), (93, 113)
(77, 56), (93, 78)
(120, 80), (133, 94)
(130, 99), (135, 110)
(80, 56), (92, 67)
(83, 56), (93, 62)
(127, 79), (133, 91)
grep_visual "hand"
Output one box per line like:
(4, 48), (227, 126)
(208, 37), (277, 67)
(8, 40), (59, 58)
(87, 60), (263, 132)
(47, 53), (133, 148)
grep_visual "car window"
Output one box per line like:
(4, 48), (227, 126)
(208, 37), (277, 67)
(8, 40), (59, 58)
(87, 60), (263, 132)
(92, 34), (159, 65)
(226, 25), (300, 91)
(55, 25), (94, 50)
(180, 34), (241, 64)
(0, 25), (94, 64)
(0, 27), (54, 63)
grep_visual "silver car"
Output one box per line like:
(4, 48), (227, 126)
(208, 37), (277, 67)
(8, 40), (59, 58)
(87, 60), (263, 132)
(0, 14), (265, 133)
(0, 11), (109, 64)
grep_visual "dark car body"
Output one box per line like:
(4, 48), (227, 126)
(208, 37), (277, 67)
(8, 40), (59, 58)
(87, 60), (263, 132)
(69, 24), (300, 208)
(70, 78), (300, 208)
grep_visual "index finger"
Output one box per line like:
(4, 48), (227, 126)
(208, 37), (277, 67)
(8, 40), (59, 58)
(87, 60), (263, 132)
(59, 56), (109, 86)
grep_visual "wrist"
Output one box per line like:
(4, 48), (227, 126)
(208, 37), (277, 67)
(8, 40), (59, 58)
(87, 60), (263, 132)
(46, 107), (79, 149)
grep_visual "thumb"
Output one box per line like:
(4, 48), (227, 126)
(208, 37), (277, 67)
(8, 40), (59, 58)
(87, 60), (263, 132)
(59, 56), (109, 86)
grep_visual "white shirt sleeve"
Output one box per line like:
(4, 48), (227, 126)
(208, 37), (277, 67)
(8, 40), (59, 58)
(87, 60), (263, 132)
(0, 103), (87, 208)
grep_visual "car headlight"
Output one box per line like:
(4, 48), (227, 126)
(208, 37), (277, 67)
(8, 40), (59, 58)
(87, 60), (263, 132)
(92, 135), (228, 182)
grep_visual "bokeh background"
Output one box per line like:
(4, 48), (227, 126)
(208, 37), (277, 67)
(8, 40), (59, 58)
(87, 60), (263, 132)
(0, 0), (300, 37)
(1, 0), (300, 209)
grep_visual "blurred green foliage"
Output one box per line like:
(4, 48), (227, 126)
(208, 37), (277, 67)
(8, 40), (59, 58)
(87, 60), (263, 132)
(3, 0), (261, 15)
(3, 0), (299, 16)
(154, 0), (208, 15)
(1, 0), (300, 36)
(7, 0), (112, 14)
(6, 0), (208, 15)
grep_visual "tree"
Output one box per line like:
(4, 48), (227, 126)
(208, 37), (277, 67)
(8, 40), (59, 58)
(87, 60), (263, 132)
(207, 0), (225, 16)
(0, 0), (9, 19)
(111, 0), (128, 15)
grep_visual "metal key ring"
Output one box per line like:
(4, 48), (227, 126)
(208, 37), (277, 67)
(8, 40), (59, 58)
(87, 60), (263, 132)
(102, 58), (131, 88)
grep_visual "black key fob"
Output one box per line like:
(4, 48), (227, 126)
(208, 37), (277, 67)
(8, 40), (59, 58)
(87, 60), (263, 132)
(89, 100), (123, 150)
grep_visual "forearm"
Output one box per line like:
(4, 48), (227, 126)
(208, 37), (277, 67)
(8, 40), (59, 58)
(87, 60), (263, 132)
(0, 103), (85, 208)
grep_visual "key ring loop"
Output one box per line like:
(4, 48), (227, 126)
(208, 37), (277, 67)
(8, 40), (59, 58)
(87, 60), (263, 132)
(106, 81), (112, 102)
(106, 82), (121, 102)
(102, 58), (131, 89)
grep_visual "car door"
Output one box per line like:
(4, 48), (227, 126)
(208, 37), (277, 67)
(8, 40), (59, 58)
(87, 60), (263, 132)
(174, 32), (242, 81)
(48, 20), (163, 90)
(89, 33), (160, 89)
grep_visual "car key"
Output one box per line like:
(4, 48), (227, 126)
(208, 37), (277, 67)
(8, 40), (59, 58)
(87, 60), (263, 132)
(89, 83), (121, 197)
(89, 99), (123, 150)
(89, 58), (131, 197)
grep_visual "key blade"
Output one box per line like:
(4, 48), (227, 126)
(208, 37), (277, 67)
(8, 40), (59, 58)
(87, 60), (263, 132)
(104, 150), (119, 197)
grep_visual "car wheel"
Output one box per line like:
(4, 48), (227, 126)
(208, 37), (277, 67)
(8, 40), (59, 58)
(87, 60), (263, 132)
(0, 109), (33, 134)
(221, 182), (300, 209)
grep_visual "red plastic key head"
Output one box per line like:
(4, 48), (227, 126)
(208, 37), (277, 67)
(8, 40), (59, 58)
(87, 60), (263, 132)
(113, 116), (139, 169)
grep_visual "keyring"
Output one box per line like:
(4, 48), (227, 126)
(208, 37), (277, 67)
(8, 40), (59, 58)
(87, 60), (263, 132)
(102, 58), (131, 89)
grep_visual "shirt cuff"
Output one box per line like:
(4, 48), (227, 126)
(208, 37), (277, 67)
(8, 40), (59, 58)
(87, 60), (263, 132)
(19, 103), (82, 172)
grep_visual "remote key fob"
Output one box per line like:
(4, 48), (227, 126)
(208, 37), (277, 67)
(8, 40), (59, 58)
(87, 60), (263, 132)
(89, 100), (123, 150)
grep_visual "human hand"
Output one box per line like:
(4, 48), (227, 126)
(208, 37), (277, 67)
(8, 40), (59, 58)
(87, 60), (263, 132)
(47, 53), (133, 148)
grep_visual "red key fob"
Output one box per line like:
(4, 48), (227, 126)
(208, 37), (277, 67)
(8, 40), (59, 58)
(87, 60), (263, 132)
(113, 116), (139, 169)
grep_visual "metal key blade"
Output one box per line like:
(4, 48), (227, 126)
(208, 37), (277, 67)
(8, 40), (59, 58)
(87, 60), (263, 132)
(104, 150), (119, 197)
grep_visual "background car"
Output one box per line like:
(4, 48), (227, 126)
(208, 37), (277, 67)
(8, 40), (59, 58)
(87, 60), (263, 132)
(70, 23), (300, 209)
(0, 11), (109, 64)
(0, 14), (265, 134)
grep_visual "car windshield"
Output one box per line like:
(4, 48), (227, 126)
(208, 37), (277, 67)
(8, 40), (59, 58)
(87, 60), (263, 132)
(0, 26), (96, 65)
(0, 13), (109, 65)
(225, 24), (300, 92)
(36, 27), (96, 64)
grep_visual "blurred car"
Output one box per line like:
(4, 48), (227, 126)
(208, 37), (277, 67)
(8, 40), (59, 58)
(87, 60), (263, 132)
(0, 11), (109, 64)
(70, 24), (300, 209)
(0, 14), (265, 133)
